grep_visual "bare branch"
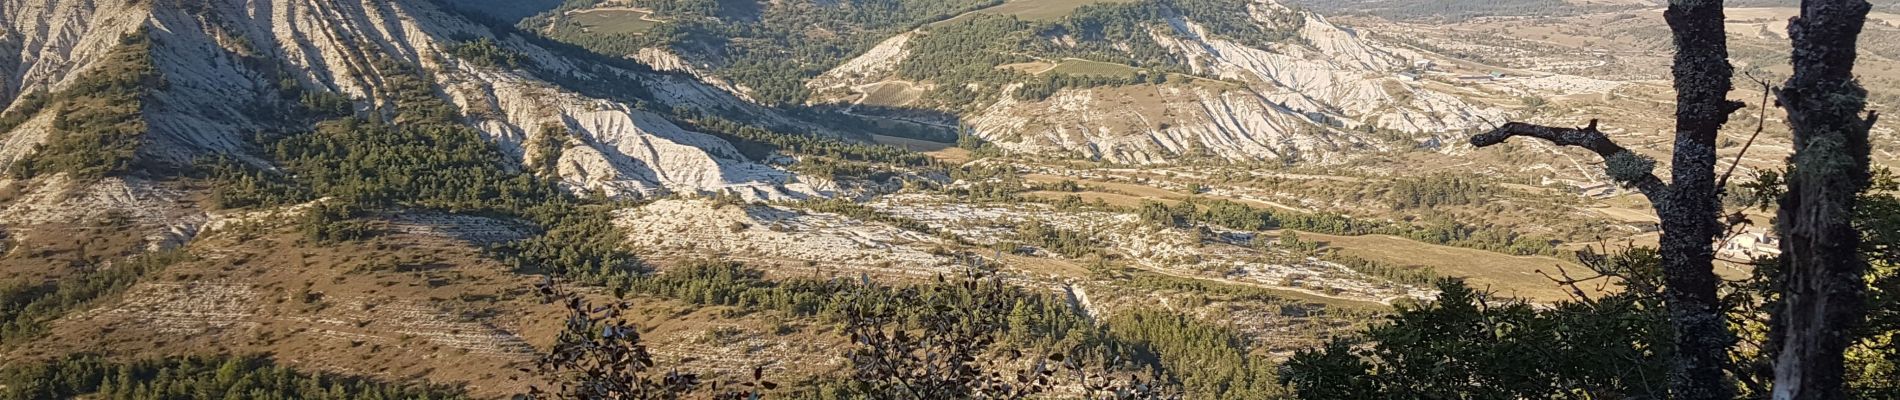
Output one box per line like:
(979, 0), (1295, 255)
(1537, 263), (1608, 305)
(1717, 74), (1773, 193)
(1470, 120), (1668, 201)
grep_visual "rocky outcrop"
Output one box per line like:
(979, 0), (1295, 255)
(0, 0), (821, 203)
(634, 47), (754, 102)
(0, 0), (151, 169)
(0, 0), (149, 104)
(615, 199), (957, 279)
(154, 0), (819, 200)
(1006, 3), (1512, 164)
(966, 84), (1371, 164)
(0, 174), (205, 249)
(807, 33), (911, 91)
(1157, 12), (1510, 134)
(0, 0), (829, 253)
(813, 0), (1515, 165)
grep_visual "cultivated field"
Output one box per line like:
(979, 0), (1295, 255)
(857, 81), (924, 107)
(1285, 231), (1592, 302)
(567, 8), (662, 35)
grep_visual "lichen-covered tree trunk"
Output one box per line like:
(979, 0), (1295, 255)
(1771, 0), (1877, 398)
(1660, 1), (1746, 398)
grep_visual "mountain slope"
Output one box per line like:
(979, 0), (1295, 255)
(3, 0), (823, 204)
(0, 0), (863, 391)
(810, 0), (1510, 164)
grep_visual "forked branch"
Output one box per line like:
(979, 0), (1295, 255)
(1470, 119), (1668, 201)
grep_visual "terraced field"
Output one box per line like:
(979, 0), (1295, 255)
(857, 81), (924, 107)
(567, 8), (662, 35)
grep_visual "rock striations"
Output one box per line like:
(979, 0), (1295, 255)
(817, 0), (1514, 165)
(1, 0), (821, 202)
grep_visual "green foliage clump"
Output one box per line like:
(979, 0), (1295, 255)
(893, 14), (1035, 109)
(946, 164), (1028, 202)
(1013, 71), (1172, 101)
(1137, 200), (1190, 228)
(530, 123), (568, 176)
(1011, 219), (1101, 258)
(1282, 273), (1673, 399)
(680, 115), (934, 167)
(201, 157), (313, 210)
(492, 203), (646, 281)
(299, 202), (377, 244)
(0, 354), (466, 400)
(1277, 210), (1554, 256)
(620, 261), (1098, 350)
(1382, 174), (1496, 210)
(0, 250), (193, 344)
(298, 90), (356, 119)
(271, 116), (558, 211)
(955, 129), (1004, 158)
(1137, 198), (1279, 232)
(1129, 197), (1557, 255)
(1847, 169), (1900, 398)
(446, 37), (528, 69)
(1194, 199), (1274, 231)
(1323, 253), (1438, 286)
(11, 31), (161, 180)
(1073, 0), (1303, 50)
(0, 91), (52, 136)
(258, 60), (559, 212)
(1106, 309), (1288, 399)
(1605, 150), (1658, 186)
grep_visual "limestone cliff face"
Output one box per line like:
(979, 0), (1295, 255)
(965, 84), (1369, 164)
(1157, 11), (1509, 135)
(807, 33), (911, 92)
(634, 47), (755, 103)
(0, 0), (150, 104)
(977, 2), (1509, 165)
(0, 0), (821, 200)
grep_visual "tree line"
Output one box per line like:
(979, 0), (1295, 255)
(0, 354), (466, 400)
(1134, 198), (1557, 256)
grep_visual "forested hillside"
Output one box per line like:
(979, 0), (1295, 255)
(524, 0), (1006, 105)
(526, 0), (1303, 108)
